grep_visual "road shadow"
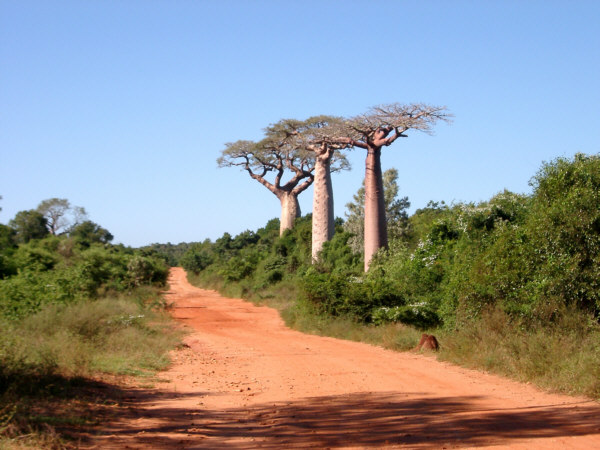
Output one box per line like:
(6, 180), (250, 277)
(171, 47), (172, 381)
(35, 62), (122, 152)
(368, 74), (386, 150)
(85, 388), (600, 448)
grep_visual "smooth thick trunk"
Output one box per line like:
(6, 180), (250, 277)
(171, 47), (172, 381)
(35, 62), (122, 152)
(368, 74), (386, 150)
(312, 153), (335, 262)
(363, 147), (387, 271)
(279, 192), (301, 235)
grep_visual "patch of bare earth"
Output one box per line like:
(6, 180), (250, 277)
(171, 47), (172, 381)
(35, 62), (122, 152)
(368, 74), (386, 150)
(83, 268), (600, 449)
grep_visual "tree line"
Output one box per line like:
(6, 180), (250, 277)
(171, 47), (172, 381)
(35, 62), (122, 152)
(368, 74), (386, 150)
(179, 153), (600, 331)
(0, 198), (168, 319)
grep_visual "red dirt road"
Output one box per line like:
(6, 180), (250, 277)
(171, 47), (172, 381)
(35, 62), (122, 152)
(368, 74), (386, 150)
(91, 268), (600, 449)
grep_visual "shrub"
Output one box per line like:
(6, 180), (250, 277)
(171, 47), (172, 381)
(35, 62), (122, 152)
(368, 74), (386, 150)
(371, 304), (441, 329)
(301, 270), (404, 322)
(127, 254), (169, 287)
(180, 244), (213, 273)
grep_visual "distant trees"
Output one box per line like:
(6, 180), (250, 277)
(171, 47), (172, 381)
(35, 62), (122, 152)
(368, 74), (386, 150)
(218, 118), (350, 237)
(70, 221), (114, 247)
(7, 199), (109, 247)
(9, 210), (49, 243)
(218, 122), (314, 235)
(0, 199), (170, 318)
(37, 198), (87, 235)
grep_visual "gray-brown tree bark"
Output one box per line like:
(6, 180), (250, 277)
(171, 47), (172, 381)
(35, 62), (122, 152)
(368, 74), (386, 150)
(363, 147), (387, 265)
(278, 189), (302, 235)
(295, 116), (351, 262)
(311, 145), (335, 261)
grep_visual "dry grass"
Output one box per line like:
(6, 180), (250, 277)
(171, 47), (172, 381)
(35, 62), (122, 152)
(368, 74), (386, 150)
(0, 288), (183, 448)
(436, 307), (600, 399)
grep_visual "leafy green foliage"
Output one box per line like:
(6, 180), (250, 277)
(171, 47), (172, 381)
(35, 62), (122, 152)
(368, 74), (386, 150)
(301, 270), (404, 321)
(527, 153), (600, 313)
(180, 153), (600, 332)
(69, 220), (114, 247)
(369, 155), (600, 328)
(179, 241), (214, 272)
(371, 304), (440, 328)
(316, 227), (362, 274)
(0, 232), (168, 320)
(0, 224), (17, 278)
(179, 216), (314, 293)
(9, 210), (49, 243)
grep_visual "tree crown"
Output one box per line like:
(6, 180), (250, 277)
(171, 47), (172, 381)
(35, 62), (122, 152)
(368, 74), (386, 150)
(342, 103), (452, 149)
(217, 116), (352, 195)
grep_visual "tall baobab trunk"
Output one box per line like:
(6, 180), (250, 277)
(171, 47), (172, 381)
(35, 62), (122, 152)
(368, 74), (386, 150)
(339, 103), (451, 271)
(311, 148), (335, 262)
(278, 191), (301, 235)
(363, 147), (388, 271)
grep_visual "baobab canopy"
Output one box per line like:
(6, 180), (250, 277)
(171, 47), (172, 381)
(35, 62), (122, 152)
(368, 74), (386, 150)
(217, 117), (350, 236)
(343, 103), (452, 147)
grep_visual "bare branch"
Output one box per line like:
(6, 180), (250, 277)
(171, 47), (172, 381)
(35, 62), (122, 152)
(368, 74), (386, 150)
(343, 103), (452, 148)
(292, 175), (315, 196)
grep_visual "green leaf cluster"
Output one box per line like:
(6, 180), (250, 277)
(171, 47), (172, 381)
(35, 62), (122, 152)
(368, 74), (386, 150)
(371, 153), (600, 328)
(0, 217), (169, 320)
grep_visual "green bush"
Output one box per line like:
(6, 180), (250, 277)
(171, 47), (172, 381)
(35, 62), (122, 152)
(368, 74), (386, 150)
(527, 153), (600, 314)
(301, 270), (404, 321)
(180, 243), (214, 273)
(371, 304), (441, 329)
(126, 254), (169, 287)
(0, 236), (170, 320)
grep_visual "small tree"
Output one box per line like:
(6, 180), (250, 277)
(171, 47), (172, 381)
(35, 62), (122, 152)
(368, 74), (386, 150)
(69, 220), (114, 247)
(340, 103), (451, 270)
(9, 210), (49, 243)
(218, 119), (316, 235)
(36, 198), (88, 235)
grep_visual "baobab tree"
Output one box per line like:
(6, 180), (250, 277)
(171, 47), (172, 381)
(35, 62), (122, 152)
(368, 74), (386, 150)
(295, 116), (351, 262)
(340, 103), (451, 271)
(217, 120), (316, 235)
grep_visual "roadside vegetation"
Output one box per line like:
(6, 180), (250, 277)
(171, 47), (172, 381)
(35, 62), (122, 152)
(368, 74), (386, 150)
(177, 153), (600, 399)
(2, 153), (598, 447)
(0, 199), (180, 448)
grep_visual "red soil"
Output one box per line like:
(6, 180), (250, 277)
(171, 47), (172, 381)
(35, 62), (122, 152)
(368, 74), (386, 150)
(88, 267), (600, 449)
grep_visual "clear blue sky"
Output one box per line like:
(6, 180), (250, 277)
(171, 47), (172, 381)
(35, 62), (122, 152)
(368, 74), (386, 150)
(1, 1), (599, 247)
